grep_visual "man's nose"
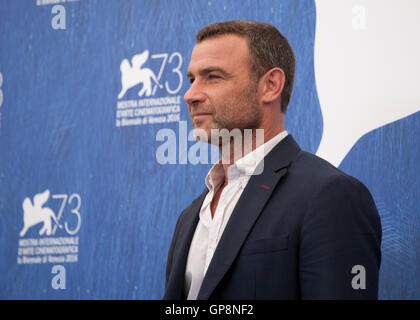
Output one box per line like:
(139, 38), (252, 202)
(184, 81), (206, 105)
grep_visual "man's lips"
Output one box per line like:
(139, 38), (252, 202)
(192, 113), (212, 118)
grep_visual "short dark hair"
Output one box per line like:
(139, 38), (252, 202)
(196, 20), (295, 113)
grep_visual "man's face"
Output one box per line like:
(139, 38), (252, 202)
(184, 34), (262, 141)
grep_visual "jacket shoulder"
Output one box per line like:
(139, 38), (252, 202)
(291, 150), (369, 190)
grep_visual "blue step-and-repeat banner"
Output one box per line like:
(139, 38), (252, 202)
(0, 0), (419, 299)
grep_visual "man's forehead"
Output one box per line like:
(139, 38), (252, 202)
(188, 34), (250, 72)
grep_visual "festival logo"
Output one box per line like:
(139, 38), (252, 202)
(17, 190), (82, 265)
(118, 50), (163, 99)
(20, 190), (62, 237)
(116, 50), (183, 128)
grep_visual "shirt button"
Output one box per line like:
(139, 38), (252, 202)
(241, 178), (248, 188)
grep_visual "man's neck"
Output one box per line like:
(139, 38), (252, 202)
(219, 126), (284, 184)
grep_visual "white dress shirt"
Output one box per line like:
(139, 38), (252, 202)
(184, 130), (289, 300)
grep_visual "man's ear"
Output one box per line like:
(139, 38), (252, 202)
(259, 68), (285, 105)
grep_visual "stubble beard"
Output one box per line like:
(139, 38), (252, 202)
(192, 82), (262, 148)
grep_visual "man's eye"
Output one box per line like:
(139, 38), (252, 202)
(188, 78), (195, 84)
(208, 74), (221, 79)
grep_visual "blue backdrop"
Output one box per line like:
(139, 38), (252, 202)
(0, 0), (418, 299)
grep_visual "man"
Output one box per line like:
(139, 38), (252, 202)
(163, 20), (382, 300)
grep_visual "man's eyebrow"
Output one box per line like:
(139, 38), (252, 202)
(187, 67), (231, 79)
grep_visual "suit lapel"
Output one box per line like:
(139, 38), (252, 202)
(197, 134), (301, 299)
(164, 189), (207, 299)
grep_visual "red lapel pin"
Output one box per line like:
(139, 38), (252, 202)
(261, 184), (270, 190)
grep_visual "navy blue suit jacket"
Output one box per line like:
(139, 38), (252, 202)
(163, 135), (382, 299)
